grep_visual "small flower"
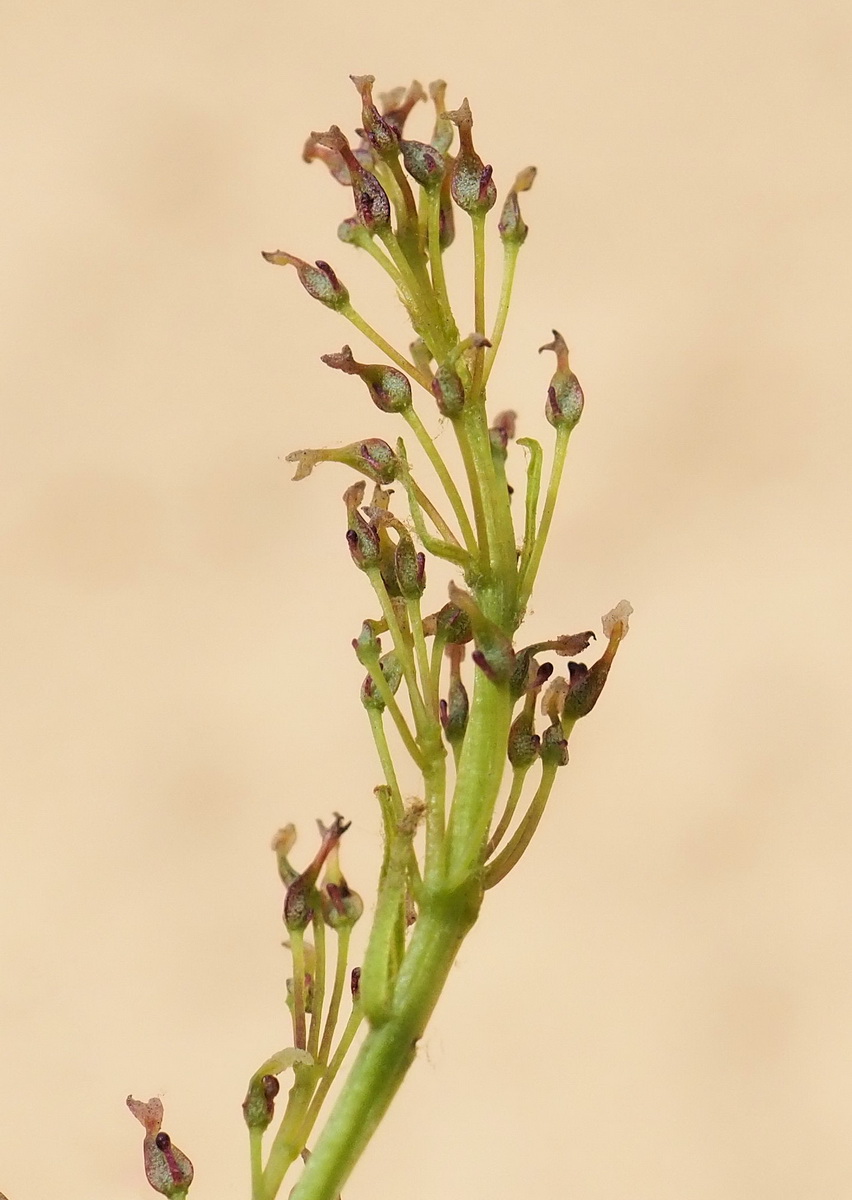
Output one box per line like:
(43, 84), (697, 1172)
(446, 99), (496, 215)
(285, 440), (398, 485)
(126, 1097), (194, 1198)
(540, 330), (584, 431)
(261, 250), (350, 309)
(312, 125), (391, 234)
(321, 345), (412, 414)
(498, 166), (537, 245)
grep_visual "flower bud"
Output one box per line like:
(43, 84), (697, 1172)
(400, 139), (446, 190)
(352, 619), (382, 667)
(286, 439), (398, 485)
(127, 1097), (194, 1198)
(350, 966), (362, 1000)
(321, 840), (364, 930)
(507, 710), (540, 768)
(540, 330), (584, 431)
(540, 720), (569, 767)
(394, 533), (426, 599)
(561, 601), (632, 721)
(284, 814), (351, 932)
(241, 1073), (280, 1132)
(344, 482), (381, 571)
(431, 601), (473, 644)
(446, 99), (497, 215)
(498, 166), (537, 245)
(431, 363), (466, 418)
(439, 643), (469, 745)
(312, 126), (391, 234)
(261, 250), (349, 310)
(321, 345), (412, 414)
(438, 179), (456, 248)
(351, 74), (400, 161)
(360, 651), (403, 711)
(489, 409), (517, 463)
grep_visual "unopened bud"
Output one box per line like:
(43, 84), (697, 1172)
(432, 601), (473, 644)
(344, 481), (381, 571)
(498, 166), (537, 245)
(360, 651), (403, 711)
(428, 80), (454, 154)
(321, 345), (412, 414)
(449, 582), (516, 685)
(439, 644), (469, 745)
(507, 710), (540, 768)
(352, 619), (382, 666)
(394, 533), (426, 599)
(284, 815), (351, 932)
(540, 720), (569, 767)
(312, 126), (391, 234)
(351, 75), (400, 161)
(540, 330), (584, 431)
(431, 363), (466, 418)
(261, 250), (349, 310)
(446, 99), (496, 215)
(241, 1073), (280, 1132)
(562, 601), (632, 721)
(350, 966), (361, 999)
(401, 139), (446, 189)
(127, 1097), (194, 1198)
(489, 409), (517, 463)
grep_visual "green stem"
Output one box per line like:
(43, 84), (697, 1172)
(341, 305), (432, 390)
(307, 913), (327, 1061)
(366, 569), (428, 734)
(516, 437), (543, 584)
(290, 928), (308, 1051)
(484, 762), (559, 888)
(485, 764), (531, 857)
(263, 1066), (316, 1197)
(481, 243), (520, 389)
(517, 426), (571, 613)
(318, 926), (352, 1068)
(297, 1004), (364, 1152)
(249, 1126), (265, 1200)
(403, 410), (478, 556)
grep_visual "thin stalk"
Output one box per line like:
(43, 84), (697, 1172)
(411, 480), (461, 547)
(405, 595), (433, 718)
(290, 928), (309, 1051)
(318, 926), (352, 1068)
(341, 305), (432, 390)
(481, 242), (520, 389)
(366, 569), (428, 732)
(516, 437), (544, 583)
(517, 426), (571, 612)
(249, 1126), (264, 1200)
(470, 213), (487, 400)
(366, 709), (406, 824)
(484, 762), (559, 888)
(307, 914), (327, 1061)
(297, 1005), (364, 1150)
(262, 1067), (316, 1197)
(403, 410), (478, 555)
(426, 187), (457, 342)
(485, 764), (532, 857)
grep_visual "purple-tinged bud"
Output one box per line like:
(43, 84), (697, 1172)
(261, 250), (349, 310)
(428, 80), (454, 154)
(431, 363), (466, 418)
(127, 1097), (194, 1199)
(439, 643), (469, 745)
(561, 601), (632, 721)
(446, 99), (497, 215)
(350, 965), (362, 1000)
(448, 581), (516, 685)
(400, 139), (446, 190)
(438, 178), (455, 248)
(507, 709), (540, 768)
(540, 330), (584, 431)
(271, 824), (299, 887)
(242, 1073), (280, 1132)
(321, 840), (364, 930)
(380, 80), (427, 138)
(490, 409), (517, 463)
(284, 814), (351, 932)
(432, 601), (473, 644)
(351, 74), (400, 161)
(352, 619), (383, 667)
(498, 166), (537, 246)
(321, 345), (412, 414)
(302, 134), (352, 186)
(313, 126), (391, 234)
(344, 482), (381, 571)
(394, 533), (426, 599)
(540, 720), (569, 767)
(360, 650), (403, 711)
(286, 440), (397, 486)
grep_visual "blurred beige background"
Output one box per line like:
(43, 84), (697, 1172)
(2, 1), (851, 1197)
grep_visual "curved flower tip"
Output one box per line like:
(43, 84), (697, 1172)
(284, 449), (323, 481)
(538, 328), (570, 370)
(127, 1095), (163, 1135)
(602, 599), (633, 642)
(380, 80), (427, 136)
(302, 133), (352, 186)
